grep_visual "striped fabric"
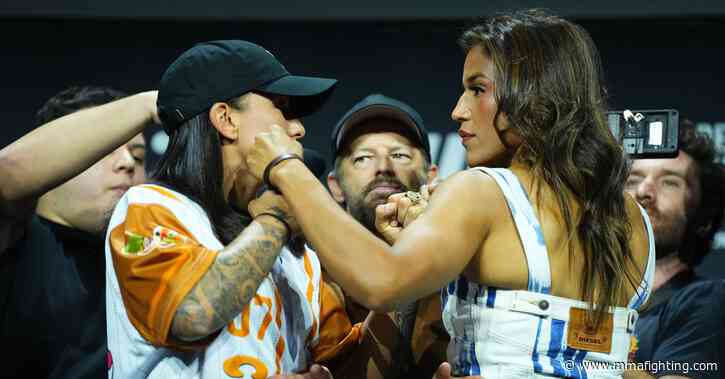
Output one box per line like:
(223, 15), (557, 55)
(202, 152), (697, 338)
(441, 168), (656, 378)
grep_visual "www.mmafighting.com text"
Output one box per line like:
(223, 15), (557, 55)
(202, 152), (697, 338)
(563, 360), (718, 374)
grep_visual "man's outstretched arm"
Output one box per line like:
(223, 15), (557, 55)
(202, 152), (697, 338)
(0, 90), (157, 254)
(0, 90), (157, 207)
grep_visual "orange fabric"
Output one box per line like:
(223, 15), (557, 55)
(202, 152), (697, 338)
(303, 252), (314, 302)
(275, 337), (286, 375)
(303, 252), (320, 346)
(109, 203), (218, 348)
(227, 305), (251, 338)
(331, 299), (400, 379)
(254, 295), (273, 340)
(223, 355), (268, 379)
(312, 277), (363, 362)
(140, 184), (181, 201)
(274, 287), (283, 328)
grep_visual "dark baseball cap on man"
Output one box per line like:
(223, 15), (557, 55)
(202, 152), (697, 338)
(157, 40), (337, 133)
(331, 94), (431, 162)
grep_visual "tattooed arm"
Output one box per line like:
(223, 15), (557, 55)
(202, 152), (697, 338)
(170, 215), (288, 342)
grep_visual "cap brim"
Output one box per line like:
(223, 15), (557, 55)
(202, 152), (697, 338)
(258, 75), (338, 118)
(334, 104), (431, 161)
(336, 105), (421, 146)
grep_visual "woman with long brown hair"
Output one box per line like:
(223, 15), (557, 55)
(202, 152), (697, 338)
(247, 10), (655, 378)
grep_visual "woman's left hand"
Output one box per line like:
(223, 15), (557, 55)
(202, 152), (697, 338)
(374, 201), (403, 244)
(374, 190), (430, 244)
(246, 124), (303, 182)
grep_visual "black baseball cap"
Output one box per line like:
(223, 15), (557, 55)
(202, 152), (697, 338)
(157, 40), (337, 133)
(331, 94), (431, 162)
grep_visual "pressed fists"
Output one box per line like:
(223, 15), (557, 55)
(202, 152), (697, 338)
(374, 180), (440, 244)
(246, 123), (443, 245)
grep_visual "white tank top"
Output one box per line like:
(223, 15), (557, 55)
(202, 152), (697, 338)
(441, 167), (656, 378)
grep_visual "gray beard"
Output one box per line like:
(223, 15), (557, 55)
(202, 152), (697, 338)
(348, 200), (381, 236)
(345, 174), (426, 235)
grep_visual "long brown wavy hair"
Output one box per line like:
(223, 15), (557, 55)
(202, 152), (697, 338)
(460, 10), (641, 327)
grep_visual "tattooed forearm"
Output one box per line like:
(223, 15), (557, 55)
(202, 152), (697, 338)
(170, 216), (288, 342)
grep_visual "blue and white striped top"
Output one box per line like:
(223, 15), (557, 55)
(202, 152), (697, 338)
(441, 167), (656, 378)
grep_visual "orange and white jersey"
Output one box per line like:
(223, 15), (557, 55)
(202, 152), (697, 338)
(105, 184), (360, 379)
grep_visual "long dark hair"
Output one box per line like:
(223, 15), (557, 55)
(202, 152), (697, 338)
(460, 10), (639, 327)
(151, 107), (248, 244)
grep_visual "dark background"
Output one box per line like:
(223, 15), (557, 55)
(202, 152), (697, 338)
(1, 1), (724, 277)
(1, 0), (724, 20)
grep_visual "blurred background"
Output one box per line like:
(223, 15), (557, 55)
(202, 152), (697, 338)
(1, 0), (723, 276)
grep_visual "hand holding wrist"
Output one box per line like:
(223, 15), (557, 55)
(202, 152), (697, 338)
(263, 153), (304, 191)
(255, 213), (291, 242)
(248, 190), (299, 240)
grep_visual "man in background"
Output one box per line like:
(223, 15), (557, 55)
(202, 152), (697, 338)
(0, 86), (155, 378)
(326, 93), (447, 377)
(624, 119), (725, 379)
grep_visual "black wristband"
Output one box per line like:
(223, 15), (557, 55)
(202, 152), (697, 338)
(255, 212), (292, 241)
(263, 153), (303, 192)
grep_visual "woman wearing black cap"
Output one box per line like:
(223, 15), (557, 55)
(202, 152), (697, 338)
(105, 40), (362, 378)
(247, 10), (655, 379)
